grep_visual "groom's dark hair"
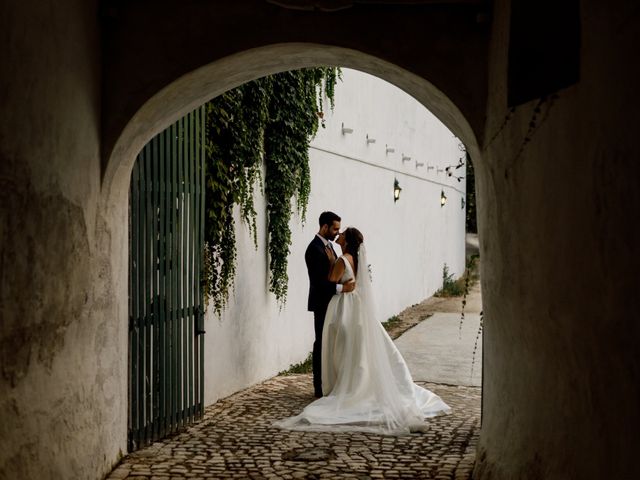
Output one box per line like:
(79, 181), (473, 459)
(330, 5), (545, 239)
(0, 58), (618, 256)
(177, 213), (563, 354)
(319, 211), (341, 227)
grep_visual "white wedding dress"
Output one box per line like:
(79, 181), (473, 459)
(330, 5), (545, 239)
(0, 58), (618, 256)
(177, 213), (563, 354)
(275, 246), (450, 435)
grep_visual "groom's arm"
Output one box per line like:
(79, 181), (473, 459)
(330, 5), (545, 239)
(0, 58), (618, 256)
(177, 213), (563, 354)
(308, 246), (356, 294)
(306, 244), (340, 297)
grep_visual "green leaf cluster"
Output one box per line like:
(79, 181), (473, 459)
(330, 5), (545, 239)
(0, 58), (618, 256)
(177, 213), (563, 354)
(434, 263), (465, 297)
(203, 67), (340, 314)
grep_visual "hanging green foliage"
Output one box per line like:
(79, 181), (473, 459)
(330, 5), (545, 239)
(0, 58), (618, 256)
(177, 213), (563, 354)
(203, 68), (340, 314)
(465, 151), (478, 234)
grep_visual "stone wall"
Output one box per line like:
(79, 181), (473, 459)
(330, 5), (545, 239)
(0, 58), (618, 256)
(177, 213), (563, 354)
(473, 0), (639, 478)
(0, 0), (128, 478)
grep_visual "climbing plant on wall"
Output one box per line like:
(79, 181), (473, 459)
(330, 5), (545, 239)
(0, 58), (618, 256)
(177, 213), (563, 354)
(203, 67), (340, 314)
(465, 152), (478, 234)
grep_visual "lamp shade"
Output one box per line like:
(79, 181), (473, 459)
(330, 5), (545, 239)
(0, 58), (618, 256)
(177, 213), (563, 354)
(394, 179), (402, 202)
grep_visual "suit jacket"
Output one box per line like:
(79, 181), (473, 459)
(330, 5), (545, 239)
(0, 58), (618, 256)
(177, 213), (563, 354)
(305, 235), (338, 313)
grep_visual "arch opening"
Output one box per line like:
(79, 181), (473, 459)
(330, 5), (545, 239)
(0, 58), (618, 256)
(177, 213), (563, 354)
(118, 50), (477, 460)
(103, 43), (482, 212)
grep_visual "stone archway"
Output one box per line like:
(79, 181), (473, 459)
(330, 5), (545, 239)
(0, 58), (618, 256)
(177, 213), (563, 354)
(3, 1), (637, 478)
(102, 43), (482, 214)
(102, 39), (484, 466)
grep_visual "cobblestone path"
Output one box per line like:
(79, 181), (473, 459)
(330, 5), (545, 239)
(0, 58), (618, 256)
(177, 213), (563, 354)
(109, 375), (480, 479)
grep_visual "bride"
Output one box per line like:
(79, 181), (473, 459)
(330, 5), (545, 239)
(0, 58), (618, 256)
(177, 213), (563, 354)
(275, 227), (450, 435)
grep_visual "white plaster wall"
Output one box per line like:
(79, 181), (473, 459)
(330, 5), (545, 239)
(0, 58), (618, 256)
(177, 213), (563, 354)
(204, 69), (466, 405)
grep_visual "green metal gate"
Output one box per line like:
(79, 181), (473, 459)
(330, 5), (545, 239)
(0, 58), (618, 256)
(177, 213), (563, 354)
(128, 107), (206, 451)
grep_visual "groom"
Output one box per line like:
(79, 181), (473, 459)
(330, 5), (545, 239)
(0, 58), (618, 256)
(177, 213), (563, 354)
(305, 211), (355, 397)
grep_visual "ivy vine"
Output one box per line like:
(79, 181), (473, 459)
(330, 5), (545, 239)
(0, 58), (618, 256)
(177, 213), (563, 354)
(203, 68), (340, 314)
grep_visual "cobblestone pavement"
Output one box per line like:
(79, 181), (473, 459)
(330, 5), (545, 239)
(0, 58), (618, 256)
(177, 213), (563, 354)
(108, 375), (480, 480)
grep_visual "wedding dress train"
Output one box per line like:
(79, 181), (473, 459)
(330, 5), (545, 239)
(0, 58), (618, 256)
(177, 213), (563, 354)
(275, 246), (450, 435)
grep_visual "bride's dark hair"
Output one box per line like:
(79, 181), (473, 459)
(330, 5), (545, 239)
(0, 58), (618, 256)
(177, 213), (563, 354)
(343, 227), (364, 275)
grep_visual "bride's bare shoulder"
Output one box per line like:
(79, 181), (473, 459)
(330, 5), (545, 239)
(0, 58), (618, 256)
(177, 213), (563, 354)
(342, 253), (355, 270)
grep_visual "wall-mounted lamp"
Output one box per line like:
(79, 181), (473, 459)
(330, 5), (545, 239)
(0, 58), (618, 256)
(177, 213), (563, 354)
(461, 197), (466, 210)
(440, 190), (447, 207)
(437, 167), (444, 174)
(402, 154), (412, 163)
(341, 122), (354, 135)
(416, 161), (424, 169)
(385, 145), (395, 154)
(366, 134), (376, 144)
(427, 164), (435, 171)
(394, 178), (402, 202)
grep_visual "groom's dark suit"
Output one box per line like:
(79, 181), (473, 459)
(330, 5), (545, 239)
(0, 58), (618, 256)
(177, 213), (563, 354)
(305, 235), (339, 397)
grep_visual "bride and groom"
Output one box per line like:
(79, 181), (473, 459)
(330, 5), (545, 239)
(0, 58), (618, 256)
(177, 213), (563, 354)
(275, 211), (450, 435)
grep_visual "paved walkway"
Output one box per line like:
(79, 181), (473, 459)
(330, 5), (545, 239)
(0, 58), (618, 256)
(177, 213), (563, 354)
(109, 256), (482, 479)
(109, 377), (480, 480)
(396, 312), (482, 387)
